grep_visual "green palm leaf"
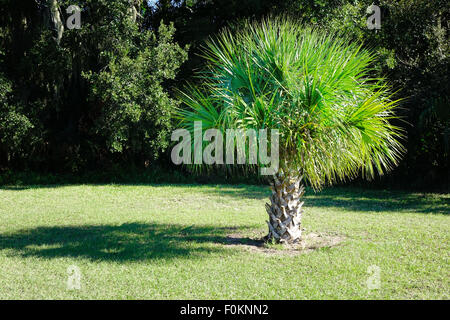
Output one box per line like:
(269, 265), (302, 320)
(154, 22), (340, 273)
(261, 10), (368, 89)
(175, 17), (405, 189)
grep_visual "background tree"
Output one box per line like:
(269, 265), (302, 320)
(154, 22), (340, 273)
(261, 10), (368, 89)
(176, 18), (405, 243)
(323, 0), (449, 188)
(0, 0), (187, 171)
(0, 0), (447, 190)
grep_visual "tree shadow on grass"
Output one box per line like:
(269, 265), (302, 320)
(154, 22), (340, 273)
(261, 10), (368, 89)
(0, 223), (250, 262)
(2, 184), (447, 214)
(0, 185), (69, 191)
(304, 189), (449, 214)
(203, 187), (449, 215)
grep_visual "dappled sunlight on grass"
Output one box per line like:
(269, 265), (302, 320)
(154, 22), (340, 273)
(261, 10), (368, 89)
(0, 223), (250, 262)
(0, 184), (448, 299)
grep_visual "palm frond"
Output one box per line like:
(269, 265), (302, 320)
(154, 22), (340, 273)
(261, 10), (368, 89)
(175, 17), (405, 189)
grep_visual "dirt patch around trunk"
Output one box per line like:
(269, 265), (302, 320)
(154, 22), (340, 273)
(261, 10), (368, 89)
(224, 231), (346, 256)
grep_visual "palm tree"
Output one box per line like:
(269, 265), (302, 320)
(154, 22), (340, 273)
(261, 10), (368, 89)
(176, 18), (405, 244)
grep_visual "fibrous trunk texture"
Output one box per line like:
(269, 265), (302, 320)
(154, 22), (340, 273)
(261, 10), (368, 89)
(266, 173), (305, 243)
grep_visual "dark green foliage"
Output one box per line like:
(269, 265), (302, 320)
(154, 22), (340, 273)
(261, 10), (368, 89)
(0, 0), (187, 171)
(84, 22), (187, 160)
(0, 74), (33, 161)
(322, 0), (449, 187)
(144, 0), (338, 80)
(0, 0), (448, 189)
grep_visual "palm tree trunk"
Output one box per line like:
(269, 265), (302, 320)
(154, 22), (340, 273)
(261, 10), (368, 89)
(265, 173), (305, 243)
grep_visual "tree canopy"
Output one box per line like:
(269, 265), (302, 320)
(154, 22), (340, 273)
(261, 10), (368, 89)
(177, 18), (405, 188)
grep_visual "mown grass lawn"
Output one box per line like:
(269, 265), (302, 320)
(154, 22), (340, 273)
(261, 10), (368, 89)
(0, 184), (448, 299)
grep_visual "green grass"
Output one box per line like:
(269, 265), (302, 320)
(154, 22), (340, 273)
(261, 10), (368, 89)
(0, 184), (448, 299)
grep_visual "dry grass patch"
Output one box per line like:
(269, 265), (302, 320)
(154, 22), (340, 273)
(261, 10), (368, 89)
(224, 231), (346, 256)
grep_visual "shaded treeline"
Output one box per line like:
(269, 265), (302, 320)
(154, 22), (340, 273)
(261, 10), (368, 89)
(0, 0), (448, 189)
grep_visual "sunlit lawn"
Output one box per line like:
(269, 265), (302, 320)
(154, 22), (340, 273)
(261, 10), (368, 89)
(0, 184), (448, 299)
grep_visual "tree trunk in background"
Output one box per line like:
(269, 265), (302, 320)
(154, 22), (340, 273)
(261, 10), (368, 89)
(46, 0), (64, 44)
(266, 173), (305, 243)
(128, 0), (143, 23)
